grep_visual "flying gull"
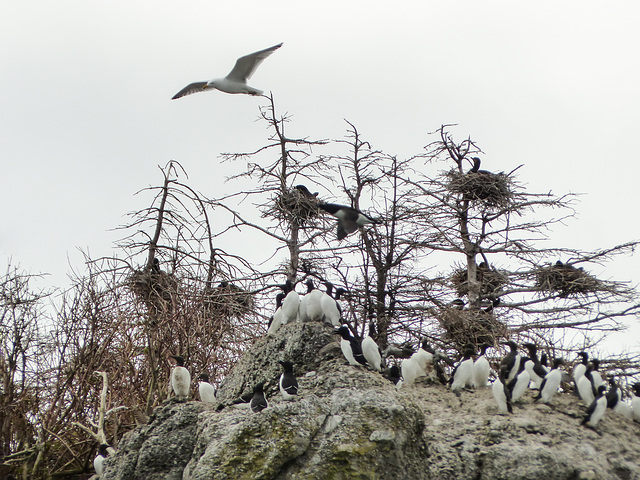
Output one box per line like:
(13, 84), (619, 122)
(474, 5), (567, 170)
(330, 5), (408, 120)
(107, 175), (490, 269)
(172, 43), (283, 99)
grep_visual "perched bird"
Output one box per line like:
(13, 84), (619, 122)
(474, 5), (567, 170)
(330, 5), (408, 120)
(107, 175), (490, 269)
(198, 374), (217, 404)
(573, 351), (589, 385)
(280, 280), (300, 325)
(318, 203), (379, 241)
(607, 378), (633, 419)
(320, 282), (342, 326)
(170, 355), (191, 399)
(361, 322), (383, 372)
(576, 364), (597, 406)
(278, 360), (299, 400)
(334, 326), (368, 367)
(399, 356), (426, 387)
(266, 293), (285, 336)
(172, 43), (283, 99)
(450, 346), (475, 393)
(383, 364), (402, 385)
(500, 341), (521, 383)
(492, 370), (513, 414)
(297, 279), (314, 323)
(582, 385), (608, 428)
(411, 339), (435, 375)
(507, 359), (531, 403)
(293, 184), (318, 198)
(303, 280), (325, 323)
(473, 344), (491, 388)
(540, 353), (549, 372)
(535, 358), (564, 404)
(522, 343), (548, 390)
(631, 383), (640, 423)
(250, 382), (269, 413)
(590, 359), (605, 390)
(468, 157), (492, 175)
(94, 443), (110, 477)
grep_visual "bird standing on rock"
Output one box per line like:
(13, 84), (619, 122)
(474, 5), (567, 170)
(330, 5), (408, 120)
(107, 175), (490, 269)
(473, 344), (491, 388)
(170, 355), (191, 399)
(278, 361), (299, 400)
(449, 346), (475, 393)
(535, 358), (564, 404)
(334, 325), (368, 367)
(362, 322), (383, 372)
(250, 382), (269, 413)
(94, 444), (110, 478)
(198, 374), (217, 404)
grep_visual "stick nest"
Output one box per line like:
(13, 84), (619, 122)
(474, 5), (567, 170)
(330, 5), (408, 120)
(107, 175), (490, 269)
(203, 282), (254, 320)
(438, 307), (509, 349)
(450, 264), (507, 298)
(272, 187), (320, 223)
(446, 170), (513, 207)
(535, 262), (603, 297)
(128, 268), (178, 315)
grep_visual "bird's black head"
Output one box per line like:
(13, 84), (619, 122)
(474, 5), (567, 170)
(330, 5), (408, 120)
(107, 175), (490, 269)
(597, 385), (607, 396)
(198, 373), (210, 382)
(170, 355), (185, 366)
(591, 358), (600, 370)
(278, 360), (294, 372)
(97, 444), (110, 456)
(253, 382), (266, 393)
(502, 341), (518, 351)
(632, 383), (640, 395)
(333, 325), (351, 339)
(577, 351), (589, 361)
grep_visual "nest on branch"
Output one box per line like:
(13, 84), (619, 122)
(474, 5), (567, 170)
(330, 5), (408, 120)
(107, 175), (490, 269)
(272, 186), (320, 223)
(128, 267), (178, 315)
(203, 282), (254, 320)
(446, 170), (513, 207)
(450, 264), (507, 298)
(535, 262), (602, 297)
(438, 307), (509, 350)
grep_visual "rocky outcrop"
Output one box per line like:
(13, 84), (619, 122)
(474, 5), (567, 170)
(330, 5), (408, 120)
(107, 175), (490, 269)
(103, 323), (640, 480)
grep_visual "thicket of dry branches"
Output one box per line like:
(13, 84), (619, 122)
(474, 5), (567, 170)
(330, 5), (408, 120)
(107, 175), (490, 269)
(2, 104), (639, 479)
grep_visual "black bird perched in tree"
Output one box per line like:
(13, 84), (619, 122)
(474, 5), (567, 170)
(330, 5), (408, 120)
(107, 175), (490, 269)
(318, 203), (380, 240)
(468, 157), (492, 175)
(250, 382), (269, 413)
(294, 184), (319, 198)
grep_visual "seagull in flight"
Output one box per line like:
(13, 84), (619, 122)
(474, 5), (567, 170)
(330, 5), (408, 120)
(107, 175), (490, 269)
(172, 43), (283, 99)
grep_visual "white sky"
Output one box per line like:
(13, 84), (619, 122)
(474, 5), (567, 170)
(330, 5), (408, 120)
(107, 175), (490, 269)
(1, 1), (639, 352)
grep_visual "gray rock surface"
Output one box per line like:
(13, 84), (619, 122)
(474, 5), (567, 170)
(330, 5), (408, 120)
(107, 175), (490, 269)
(103, 322), (640, 480)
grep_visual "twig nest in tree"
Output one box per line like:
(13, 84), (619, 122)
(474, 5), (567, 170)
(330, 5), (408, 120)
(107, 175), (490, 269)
(535, 262), (602, 297)
(446, 170), (513, 207)
(272, 186), (320, 223)
(438, 307), (508, 349)
(128, 268), (177, 315)
(450, 264), (507, 298)
(204, 282), (254, 319)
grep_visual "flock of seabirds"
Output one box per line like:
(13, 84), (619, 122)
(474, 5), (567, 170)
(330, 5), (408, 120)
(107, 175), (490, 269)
(82, 42), (640, 478)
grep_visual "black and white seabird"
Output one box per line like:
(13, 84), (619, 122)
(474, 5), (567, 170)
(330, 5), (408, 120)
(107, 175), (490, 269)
(500, 341), (521, 383)
(473, 344), (491, 388)
(280, 280), (300, 325)
(449, 346), (475, 393)
(607, 377), (633, 419)
(170, 355), (191, 399)
(492, 370), (513, 414)
(582, 385), (608, 428)
(250, 382), (269, 413)
(278, 360), (299, 400)
(631, 383), (640, 423)
(522, 343), (547, 390)
(94, 443), (110, 477)
(535, 358), (564, 404)
(318, 202), (379, 241)
(334, 325), (368, 367)
(266, 293), (285, 336)
(198, 373), (217, 404)
(507, 357), (531, 403)
(590, 358), (605, 389)
(383, 364), (402, 385)
(361, 322), (383, 372)
(573, 351), (589, 385)
(577, 364), (597, 406)
(303, 279), (325, 323)
(320, 282), (342, 326)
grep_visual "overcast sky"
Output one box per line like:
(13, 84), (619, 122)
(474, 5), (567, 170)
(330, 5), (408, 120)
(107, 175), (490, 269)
(1, 1), (638, 351)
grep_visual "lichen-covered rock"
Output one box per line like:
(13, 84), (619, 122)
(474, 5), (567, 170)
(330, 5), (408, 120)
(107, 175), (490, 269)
(103, 322), (640, 480)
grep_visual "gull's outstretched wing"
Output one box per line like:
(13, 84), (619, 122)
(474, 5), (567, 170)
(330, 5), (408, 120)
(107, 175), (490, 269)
(172, 81), (209, 100)
(226, 43), (283, 83)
